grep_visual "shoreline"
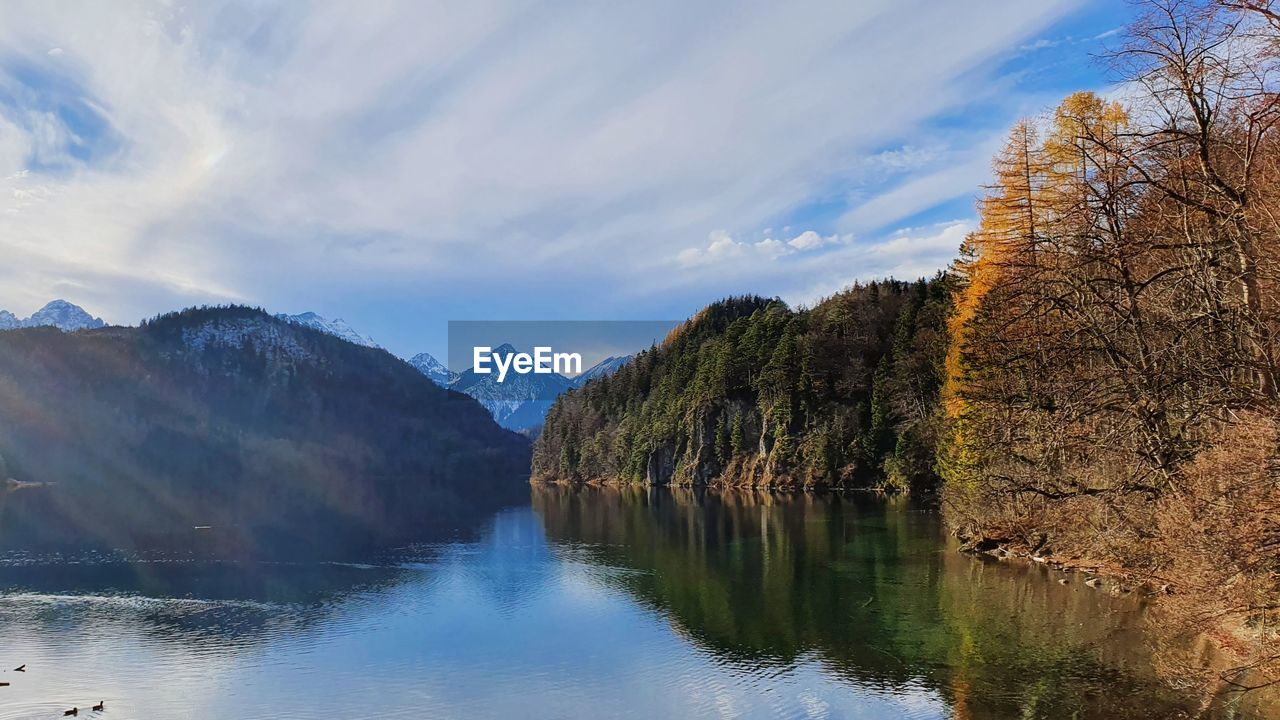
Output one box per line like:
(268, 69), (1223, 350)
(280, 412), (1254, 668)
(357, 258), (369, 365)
(528, 476), (931, 496)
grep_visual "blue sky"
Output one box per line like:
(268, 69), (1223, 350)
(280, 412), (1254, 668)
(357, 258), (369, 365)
(0, 1), (1135, 359)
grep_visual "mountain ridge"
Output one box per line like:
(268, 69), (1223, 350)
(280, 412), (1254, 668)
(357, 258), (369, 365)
(0, 300), (637, 436)
(275, 311), (380, 348)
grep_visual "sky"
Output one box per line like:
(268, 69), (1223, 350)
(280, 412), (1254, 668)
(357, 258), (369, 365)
(0, 0), (1135, 359)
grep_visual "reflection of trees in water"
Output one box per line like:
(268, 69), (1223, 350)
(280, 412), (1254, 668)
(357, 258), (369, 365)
(532, 485), (1196, 720)
(0, 506), (523, 651)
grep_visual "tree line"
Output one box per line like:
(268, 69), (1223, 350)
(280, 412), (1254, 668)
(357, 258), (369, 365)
(941, 0), (1279, 692)
(533, 279), (952, 490)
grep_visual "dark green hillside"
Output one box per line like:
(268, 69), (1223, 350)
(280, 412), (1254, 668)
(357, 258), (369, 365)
(533, 277), (952, 490)
(0, 306), (529, 555)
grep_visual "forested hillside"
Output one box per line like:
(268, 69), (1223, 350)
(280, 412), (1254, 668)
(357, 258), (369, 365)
(533, 278), (951, 490)
(0, 306), (529, 555)
(941, 0), (1280, 689)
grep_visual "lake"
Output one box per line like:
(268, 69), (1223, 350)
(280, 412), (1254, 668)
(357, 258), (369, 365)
(0, 487), (1262, 719)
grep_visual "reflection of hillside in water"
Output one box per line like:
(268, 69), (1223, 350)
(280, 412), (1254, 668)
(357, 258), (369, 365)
(531, 485), (1196, 720)
(0, 508), (541, 652)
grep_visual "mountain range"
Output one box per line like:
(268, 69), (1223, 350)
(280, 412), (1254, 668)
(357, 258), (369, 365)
(2, 300), (633, 434)
(445, 344), (573, 433)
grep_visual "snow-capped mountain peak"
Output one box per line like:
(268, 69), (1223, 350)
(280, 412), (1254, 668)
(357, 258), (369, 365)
(275, 311), (380, 349)
(0, 300), (106, 332)
(409, 352), (457, 387)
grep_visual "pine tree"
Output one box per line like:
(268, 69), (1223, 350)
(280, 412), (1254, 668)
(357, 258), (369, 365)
(940, 121), (1047, 490)
(730, 414), (744, 457)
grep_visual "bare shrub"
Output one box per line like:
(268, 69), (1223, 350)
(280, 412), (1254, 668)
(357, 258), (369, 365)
(1151, 412), (1280, 693)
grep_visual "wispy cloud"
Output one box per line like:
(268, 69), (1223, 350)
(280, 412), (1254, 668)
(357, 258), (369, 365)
(0, 0), (1107, 354)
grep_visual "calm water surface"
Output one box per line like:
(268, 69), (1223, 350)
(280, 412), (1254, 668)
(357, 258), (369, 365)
(0, 488), (1242, 719)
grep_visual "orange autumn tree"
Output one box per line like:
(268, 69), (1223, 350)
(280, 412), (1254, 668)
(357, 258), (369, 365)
(941, 0), (1280, 691)
(943, 90), (1189, 539)
(939, 121), (1050, 513)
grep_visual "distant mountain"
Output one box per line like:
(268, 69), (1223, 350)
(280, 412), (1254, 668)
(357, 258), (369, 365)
(573, 355), (632, 387)
(0, 305), (529, 556)
(458, 371), (574, 433)
(0, 300), (105, 332)
(442, 343), (573, 433)
(408, 352), (456, 387)
(450, 342), (518, 392)
(275, 311), (380, 348)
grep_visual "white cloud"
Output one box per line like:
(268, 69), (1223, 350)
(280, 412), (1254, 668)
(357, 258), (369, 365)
(676, 228), (845, 267)
(0, 0), (1081, 351)
(869, 220), (974, 264)
(649, 219), (972, 313)
(787, 231), (825, 250)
